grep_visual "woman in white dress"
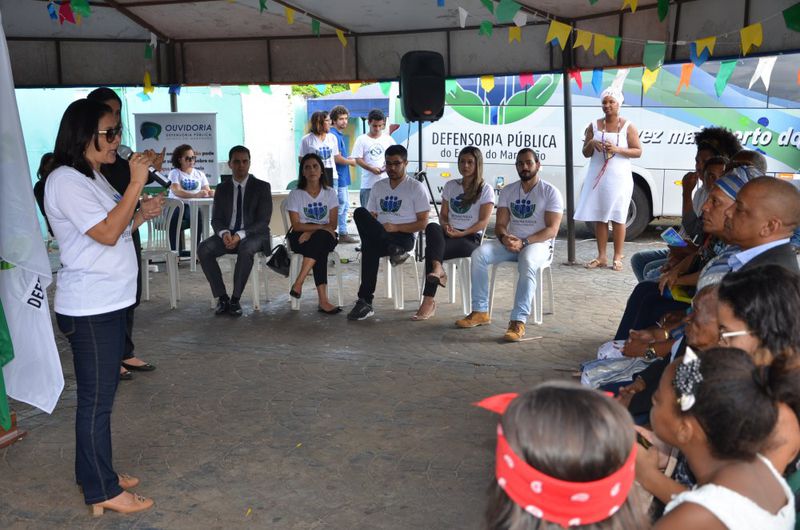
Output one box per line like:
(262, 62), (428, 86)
(575, 88), (642, 271)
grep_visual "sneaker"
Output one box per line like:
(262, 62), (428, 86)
(338, 234), (359, 244)
(387, 244), (411, 266)
(503, 320), (526, 342)
(455, 311), (491, 328)
(347, 299), (375, 321)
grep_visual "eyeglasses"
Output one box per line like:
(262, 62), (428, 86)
(385, 161), (405, 167)
(97, 126), (123, 142)
(719, 329), (752, 345)
(183, 156), (197, 162)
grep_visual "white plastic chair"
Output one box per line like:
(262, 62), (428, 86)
(210, 251), (270, 311)
(379, 254), (421, 310)
(439, 231), (486, 316)
(142, 198), (182, 309)
(487, 239), (555, 325)
(280, 199), (343, 311)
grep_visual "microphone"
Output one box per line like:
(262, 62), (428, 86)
(117, 145), (171, 189)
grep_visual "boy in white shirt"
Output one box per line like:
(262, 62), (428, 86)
(351, 109), (396, 208)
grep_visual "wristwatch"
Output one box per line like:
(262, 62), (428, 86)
(521, 238), (530, 248)
(644, 346), (658, 361)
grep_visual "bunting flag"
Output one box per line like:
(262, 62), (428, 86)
(47, 2), (57, 21)
(380, 82), (392, 95)
(589, 0), (598, 4)
(519, 73), (535, 88)
(748, 56), (777, 90)
(643, 41), (666, 71)
(797, 67), (800, 85)
(336, 29), (347, 47)
(458, 6), (468, 28)
(715, 60), (737, 97)
(657, 0), (669, 22)
(480, 75), (495, 92)
(259, 0), (267, 13)
(689, 42), (710, 66)
(611, 68), (630, 92)
(168, 85), (181, 95)
(622, 0), (638, 13)
(740, 23), (762, 55)
(71, 0), (91, 18)
(591, 68), (603, 94)
(150, 32), (158, 50)
(445, 78), (458, 95)
(568, 68), (583, 89)
(349, 82), (361, 93)
(695, 36), (716, 56)
(676, 63), (694, 95)
(285, 7), (295, 24)
(479, 20), (493, 37)
(573, 29), (593, 51)
(513, 10), (527, 27)
(481, 0), (494, 14)
(545, 20), (571, 50)
(785, 3), (800, 32)
(438, 0), (445, 6)
(144, 44), (153, 59)
(143, 71), (154, 94)
(508, 26), (521, 43)
(311, 19), (320, 36)
(209, 84), (223, 97)
(496, 0), (522, 24)
(642, 67), (660, 93)
(58, 1), (75, 24)
(238, 85), (251, 95)
(136, 90), (151, 102)
(314, 84), (327, 93)
(593, 33), (618, 59)
(260, 85), (272, 94)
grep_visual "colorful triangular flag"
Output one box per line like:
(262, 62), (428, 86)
(513, 10), (527, 27)
(311, 19), (320, 36)
(545, 20), (571, 50)
(748, 56), (777, 90)
(593, 33), (618, 60)
(740, 23), (762, 55)
(784, 3), (800, 32)
(689, 42), (710, 66)
(169, 85), (181, 96)
(643, 41), (666, 71)
(349, 83), (361, 93)
(259, 0), (267, 13)
(71, 0), (91, 18)
(479, 21), (493, 37)
(519, 73), (535, 88)
(58, 1), (75, 24)
(695, 36), (716, 56)
(458, 7), (469, 28)
(591, 68), (603, 94)
(260, 85), (272, 94)
(657, 0), (669, 22)
(285, 7), (295, 24)
(573, 29), (593, 51)
(622, 0), (638, 13)
(715, 60), (737, 97)
(642, 67), (660, 93)
(496, 0), (521, 24)
(481, 0), (494, 14)
(480, 75), (495, 92)
(143, 71), (154, 94)
(336, 29), (347, 47)
(676, 63), (694, 95)
(568, 69), (583, 89)
(508, 26), (521, 43)
(380, 82), (392, 95)
(47, 1), (57, 21)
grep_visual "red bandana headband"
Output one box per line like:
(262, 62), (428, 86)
(475, 393), (638, 528)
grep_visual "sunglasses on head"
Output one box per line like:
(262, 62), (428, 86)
(183, 155), (196, 162)
(97, 126), (123, 143)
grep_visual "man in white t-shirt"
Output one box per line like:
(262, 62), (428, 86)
(456, 149), (564, 341)
(351, 109), (396, 208)
(347, 144), (429, 320)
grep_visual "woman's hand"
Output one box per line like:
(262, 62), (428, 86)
(445, 224), (465, 238)
(128, 152), (150, 187)
(299, 232), (312, 244)
(139, 195), (165, 220)
(658, 269), (680, 294)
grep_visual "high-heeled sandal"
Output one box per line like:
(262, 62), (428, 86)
(117, 473), (139, 490)
(411, 300), (436, 321)
(92, 492), (153, 516)
(426, 271), (447, 288)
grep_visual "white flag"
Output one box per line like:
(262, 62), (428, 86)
(0, 11), (64, 415)
(458, 6), (468, 28)
(748, 56), (777, 91)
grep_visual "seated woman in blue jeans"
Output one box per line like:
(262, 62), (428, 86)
(286, 153), (340, 313)
(412, 146), (494, 320)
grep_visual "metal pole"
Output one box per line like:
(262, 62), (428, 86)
(563, 41), (577, 264)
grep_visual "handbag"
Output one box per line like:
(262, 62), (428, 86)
(266, 244), (290, 277)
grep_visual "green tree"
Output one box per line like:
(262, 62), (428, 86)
(292, 83), (354, 97)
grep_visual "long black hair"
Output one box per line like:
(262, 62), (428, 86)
(53, 99), (113, 179)
(298, 153), (328, 190)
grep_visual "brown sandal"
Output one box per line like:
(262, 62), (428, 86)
(611, 260), (624, 272)
(411, 300), (436, 321)
(585, 258), (608, 269)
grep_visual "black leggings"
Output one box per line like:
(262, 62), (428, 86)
(423, 223), (481, 297)
(353, 207), (414, 304)
(287, 229), (338, 286)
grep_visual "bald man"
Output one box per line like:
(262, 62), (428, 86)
(724, 176), (800, 273)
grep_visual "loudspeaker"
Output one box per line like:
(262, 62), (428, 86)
(400, 51), (445, 122)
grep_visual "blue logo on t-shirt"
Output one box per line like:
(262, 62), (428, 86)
(510, 199), (535, 219)
(181, 177), (199, 191)
(449, 193), (471, 215)
(380, 195), (402, 213)
(303, 202), (329, 221)
(317, 146), (332, 161)
(368, 144), (384, 158)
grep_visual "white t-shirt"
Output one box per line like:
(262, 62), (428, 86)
(44, 165), (137, 316)
(168, 168), (209, 203)
(497, 179), (564, 239)
(442, 179), (495, 231)
(299, 133), (340, 170)
(351, 133), (397, 189)
(286, 187), (339, 225)
(367, 176), (429, 225)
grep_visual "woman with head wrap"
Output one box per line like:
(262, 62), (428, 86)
(576, 87), (642, 272)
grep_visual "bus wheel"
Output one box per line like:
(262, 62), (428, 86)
(625, 183), (651, 240)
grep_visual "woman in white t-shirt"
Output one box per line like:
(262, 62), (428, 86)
(286, 153), (341, 314)
(167, 144), (213, 253)
(298, 111), (340, 188)
(44, 99), (162, 515)
(412, 146), (494, 321)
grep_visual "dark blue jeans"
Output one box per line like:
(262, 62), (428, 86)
(56, 308), (127, 504)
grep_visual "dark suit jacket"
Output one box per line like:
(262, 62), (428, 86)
(740, 242), (799, 273)
(211, 175), (272, 239)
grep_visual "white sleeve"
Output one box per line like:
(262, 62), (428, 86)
(441, 180), (454, 202)
(328, 135), (340, 157)
(198, 170), (209, 188)
(168, 168), (181, 185)
(351, 137), (365, 159)
(413, 181), (430, 213)
(480, 182), (495, 204)
(546, 185), (565, 213)
(49, 173), (109, 235)
(366, 183), (379, 212)
(298, 135), (312, 156)
(497, 185), (512, 209)
(326, 188), (339, 210)
(286, 190), (301, 213)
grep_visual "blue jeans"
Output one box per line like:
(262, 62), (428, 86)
(631, 249), (668, 282)
(56, 308), (128, 504)
(360, 189), (371, 208)
(337, 186), (349, 235)
(470, 240), (552, 323)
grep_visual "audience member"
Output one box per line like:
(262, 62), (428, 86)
(412, 146), (494, 321)
(456, 149), (563, 342)
(298, 111), (339, 187)
(286, 153), (341, 313)
(328, 105), (358, 243)
(352, 109), (396, 207)
(347, 145), (429, 321)
(198, 146), (271, 317)
(478, 383), (649, 529)
(168, 143), (213, 253)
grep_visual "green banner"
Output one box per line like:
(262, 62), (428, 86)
(0, 299), (15, 431)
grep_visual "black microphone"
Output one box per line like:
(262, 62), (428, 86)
(117, 145), (171, 189)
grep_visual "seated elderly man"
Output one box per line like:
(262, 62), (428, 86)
(455, 148), (563, 341)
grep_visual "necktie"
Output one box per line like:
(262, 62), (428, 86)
(233, 184), (243, 233)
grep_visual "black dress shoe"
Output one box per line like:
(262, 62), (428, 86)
(317, 306), (343, 315)
(215, 298), (230, 315)
(228, 300), (243, 317)
(121, 361), (156, 372)
(119, 370), (133, 381)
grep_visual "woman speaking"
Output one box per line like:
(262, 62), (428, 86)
(44, 99), (160, 515)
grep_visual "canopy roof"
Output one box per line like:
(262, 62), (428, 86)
(2, 0), (799, 87)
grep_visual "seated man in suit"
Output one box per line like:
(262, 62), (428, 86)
(199, 146), (272, 316)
